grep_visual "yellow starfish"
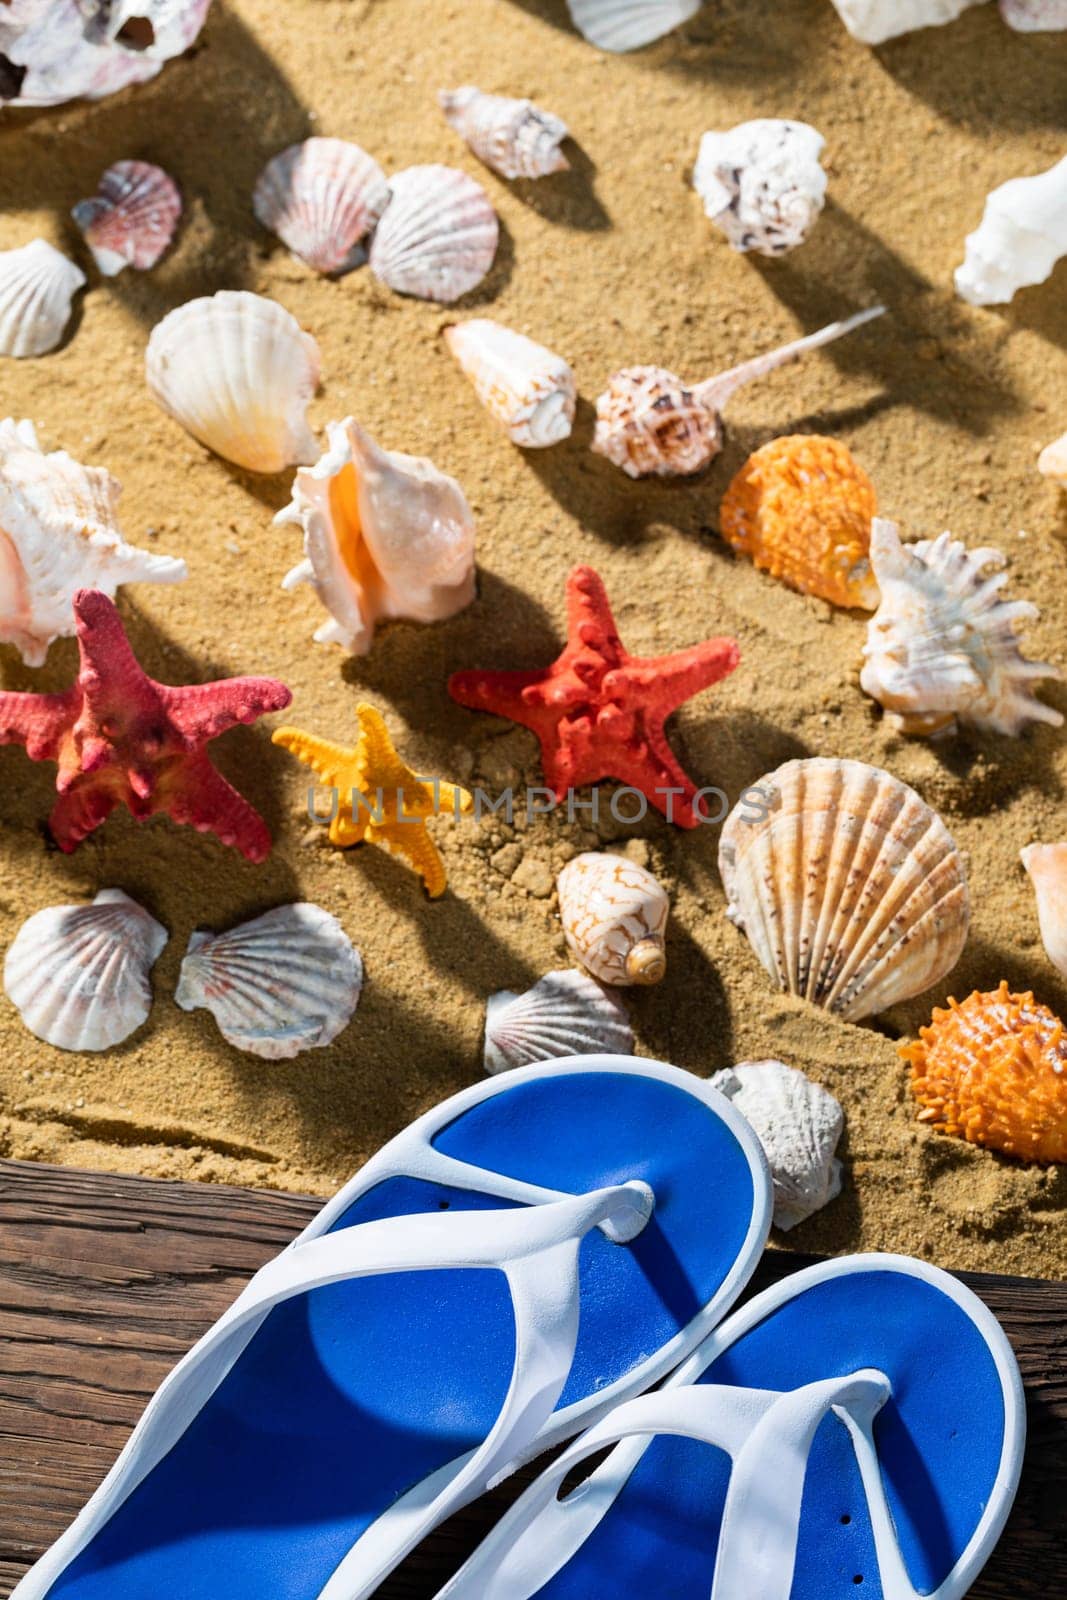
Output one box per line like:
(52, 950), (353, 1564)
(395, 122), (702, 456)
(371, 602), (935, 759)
(273, 702), (473, 898)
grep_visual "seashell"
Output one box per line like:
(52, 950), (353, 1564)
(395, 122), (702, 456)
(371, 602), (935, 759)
(718, 757), (971, 1021)
(278, 416), (476, 654)
(693, 120), (828, 257)
(0, 417), (186, 666)
(1037, 432), (1067, 485)
(3, 888), (167, 1052)
(175, 902), (363, 1060)
(252, 138), (391, 275)
(484, 969), (634, 1075)
(439, 86), (570, 181)
(828, 0), (982, 43)
(1021, 843), (1067, 980)
(145, 291), (321, 473)
(444, 319), (577, 447)
(557, 852), (669, 987)
(592, 306), (883, 479)
(0, 240), (85, 359)
(566, 0), (701, 51)
(1000, 0), (1067, 27)
(0, 0), (211, 107)
(720, 435), (880, 609)
(901, 982), (1067, 1163)
(956, 153), (1067, 307)
(71, 160), (182, 277)
(860, 517), (1062, 737)
(710, 1059), (844, 1231)
(368, 164), (499, 303)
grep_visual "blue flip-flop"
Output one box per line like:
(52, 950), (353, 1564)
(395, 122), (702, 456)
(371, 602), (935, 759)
(16, 1056), (771, 1600)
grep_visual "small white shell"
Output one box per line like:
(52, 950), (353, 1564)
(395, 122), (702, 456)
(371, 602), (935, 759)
(557, 852), (669, 987)
(439, 87), (570, 181)
(0, 240), (85, 359)
(567, 0), (701, 51)
(175, 903), (363, 1060)
(710, 1059), (844, 1231)
(253, 138), (391, 274)
(1000, 0), (1067, 27)
(3, 888), (167, 1052)
(72, 160), (182, 277)
(145, 291), (321, 473)
(369, 164), (499, 303)
(484, 969), (633, 1075)
(956, 153), (1067, 307)
(1021, 844), (1067, 979)
(693, 120), (828, 257)
(444, 320), (577, 447)
(829, 0), (982, 43)
(1038, 432), (1067, 484)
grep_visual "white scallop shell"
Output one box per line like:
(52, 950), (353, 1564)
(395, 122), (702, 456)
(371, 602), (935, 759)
(439, 87), (570, 181)
(484, 969), (633, 1075)
(368, 164), (499, 304)
(253, 138), (391, 274)
(693, 120), (828, 257)
(1038, 432), (1067, 484)
(567, 0), (701, 51)
(710, 1059), (844, 1231)
(557, 852), (669, 987)
(828, 0), (982, 43)
(3, 888), (167, 1052)
(0, 240), (85, 359)
(956, 153), (1067, 307)
(278, 416), (476, 653)
(1000, 0), (1067, 27)
(0, 0), (211, 107)
(444, 319), (577, 447)
(175, 902), (363, 1060)
(145, 291), (321, 473)
(718, 757), (971, 1021)
(72, 159), (182, 277)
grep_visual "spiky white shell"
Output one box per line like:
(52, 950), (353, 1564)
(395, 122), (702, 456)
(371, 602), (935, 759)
(1021, 844), (1067, 979)
(445, 320), (577, 447)
(567, 0), (701, 51)
(828, 0), (982, 42)
(72, 160), (182, 277)
(175, 903), (363, 1060)
(0, 0), (211, 107)
(956, 154), (1067, 307)
(3, 888), (167, 1052)
(145, 291), (321, 473)
(719, 757), (971, 1021)
(593, 366), (722, 478)
(693, 120), (828, 257)
(0, 240), (85, 359)
(860, 518), (1062, 737)
(1000, 0), (1067, 26)
(710, 1060), (844, 1231)
(439, 87), (570, 181)
(557, 853), (670, 987)
(484, 969), (633, 1075)
(369, 165), (499, 303)
(1038, 433), (1067, 484)
(279, 415), (476, 654)
(253, 138), (391, 274)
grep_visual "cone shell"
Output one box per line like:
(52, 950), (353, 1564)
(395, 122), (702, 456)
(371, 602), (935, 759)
(439, 87), (570, 180)
(369, 164), (499, 303)
(3, 888), (167, 1052)
(710, 1059), (844, 1231)
(1021, 843), (1067, 980)
(484, 969), (633, 1074)
(592, 366), (722, 479)
(252, 138), (391, 274)
(145, 291), (321, 473)
(72, 160), (182, 276)
(693, 120), (828, 257)
(1038, 432), (1067, 485)
(567, 0), (701, 51)
(0, 240), (85, 359)
(444, 319), (577, 447)
(557, 852), (669, 987)
(175, 903), (363, 1060)
(719, 758), (971, 1021)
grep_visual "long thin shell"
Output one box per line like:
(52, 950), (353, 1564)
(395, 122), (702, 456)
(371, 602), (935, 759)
(0, 240), (85, 359)
(444, 319), (576, 447)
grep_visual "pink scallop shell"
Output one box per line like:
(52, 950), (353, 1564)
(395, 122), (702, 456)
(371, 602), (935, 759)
(71, 160), (182, 275)
(252, 137), (391, 275)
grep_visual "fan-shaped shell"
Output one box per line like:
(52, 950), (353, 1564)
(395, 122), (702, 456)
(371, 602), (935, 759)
(145, 291), (321, 473)
(0, 240), (85, 359)
(693, 120), (828, 257)
(3, 888), (167, 1052)
(956, 153), (1067, 307)
(444, 319), (576, 447)
(439, 87), (570, 181)
(175, 903), (363, 1060)
(718, 758), (971, 1021)
(0, 0), (211, 108)
(567, 0), (701, 51)
(252, 138), (391, 275)
(368, 164), (499, 303)
(484, 969), (633, 1074)
(829, 0), (981, 43)
(592, 366), (722, 479)
(1038, 432), (1067, 485)
(710, 1059), (844, 1231)
(1021, 843), (1067, 980)
(557, 852), (669, 987)
(72, 160), (182, 277)
(1001, 0), (1067, 26)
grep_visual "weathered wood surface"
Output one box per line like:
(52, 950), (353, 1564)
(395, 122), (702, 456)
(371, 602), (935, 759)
(0, 1159), (1063, 1598)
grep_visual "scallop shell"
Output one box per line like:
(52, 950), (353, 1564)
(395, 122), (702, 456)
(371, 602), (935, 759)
(718, 758), (971, 1021)
(557, 852), (669, 987)
(175, 903), (363, 1060)
(444, 319), (577, 447)
(0, 417), (186, 666)
(252, 138), (391, 274)
(3, 888), (167, 1052)
(956, 153), (1067, 307)
(710, 1059), (844, 1231)
(1000, 0), (1067, 27)
(0, 0), (211, 107)
(902, 982), (1067, 1164)
(1037, 432), (1067, 485)
(484, 969), (634, 1075)
(1021, 843), (1067, 980)
(439, 87), (570, 181)
(368, 164), (499, 303)
(278, 415), (476, 653)
(71, 160), (182, 277)
(145, 291), (321, 473)
(829, 0), (982, 43)
(693, 120), (828, 257)
(0, 240), (85, 359)
(860, 517), (1062, 737)
(567, 0), (701, 51)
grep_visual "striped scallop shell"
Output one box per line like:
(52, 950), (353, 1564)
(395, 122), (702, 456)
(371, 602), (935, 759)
(439, 87), (570, 180)
(369, 164), (499, 303)
(253, 138), (391, 274)
(484, 969), (633, 1074)
(557, 852), (669, 987)
(0, 240), (85, 358)
(444, 319), (576, 447)
(567, 0), (701, 51)
(1021, 843), (1067, 980)
(72, 160), (182, 276)
(711, 1059), (844, 1231)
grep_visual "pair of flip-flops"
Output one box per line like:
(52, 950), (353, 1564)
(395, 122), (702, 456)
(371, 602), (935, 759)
(16, 1058), (1025, 1600)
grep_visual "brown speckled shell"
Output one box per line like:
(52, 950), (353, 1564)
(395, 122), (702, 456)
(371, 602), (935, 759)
(592, 366), (722, 479)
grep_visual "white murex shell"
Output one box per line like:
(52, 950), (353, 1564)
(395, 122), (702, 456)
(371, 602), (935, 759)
(956, 153), (1067, 307)
(279, 416), (476, 653)
(252, 138), (391, 274)
(693, 120), (828, 257)
(439, 87), (570, 180)
(0, 417), (186, 666)
(444, 319), (577, 447)
(0, 240), (86, 359)
(145, 291), (321, 473)
(557, 852), (669, 987)
(718, 757), (971, 1021)
(1021, 843), (1067, 979)
(175, 902), (363, 1060)
(1038, 433), (1067, 484)
(484, 969), (634, 1074)
(3, 888), (168, 1052)
(710, 1059), (844, 1231)
(567, 0), (701, 51)
(828, 0), (983, 43)
(368, 164), (499, 303)
(0, 0), (212, 108)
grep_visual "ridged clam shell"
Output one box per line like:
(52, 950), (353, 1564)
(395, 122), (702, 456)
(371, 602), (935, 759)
(3, 888), (167, 1052)
(0, 240), (85, 359)
(145, 291), (321, 473)
(0, 0), (211, 108)
(956, 154), (1067, 307)
(719, 758), (971, 1021)
(557, 852), (669, 987)
(711, 1059), (844, 1231)
(369, 164), (499, 304)
(567, 0), (701, 51)
(693, 120), (828, 257)
(1021, 843), (1067, 979)
(1038, 432), (1067, 484)
(72, 160), (182, 277)
(439, 87), (570, 180)
(829, 0), (981, 43)
(484, 969), (633, 1075)
(253, 138), (391, 274)
(444, 319), (576, 447)
(1001, 0), (1067, 27)
(175, 902), (363, 1060)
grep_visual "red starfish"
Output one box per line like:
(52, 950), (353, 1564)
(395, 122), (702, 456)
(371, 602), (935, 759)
(0, 589), (292, 861)
(449, 564), (740, 828)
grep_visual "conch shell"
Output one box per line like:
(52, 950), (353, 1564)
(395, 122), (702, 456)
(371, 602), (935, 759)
(693, 119), (828, 257)
(0, 240), (85, 359)
(566, 0), (701, 50)
(439, 87), (570, 180)
(829, 0), (982, 42)
(1038, 432), (1067, 485)
(956, 153), (1067, 307)
(444, 319), (577, 447)
(0, 0), (212, 108)
(710, 1060), (844, 1231)
(1021, 843), (1067, 979)
(557, 852), (669, 986)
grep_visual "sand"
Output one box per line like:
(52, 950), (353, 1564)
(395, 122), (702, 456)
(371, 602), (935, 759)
(1, 0), (1065, 1278)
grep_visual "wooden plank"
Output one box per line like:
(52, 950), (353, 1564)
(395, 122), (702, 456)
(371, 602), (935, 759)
(0, 1158), (1062, 1599)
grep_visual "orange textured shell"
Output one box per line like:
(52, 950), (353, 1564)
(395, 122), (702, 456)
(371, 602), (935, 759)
(901, 982), (1067, 1164)
(719, 434), (880, 609)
